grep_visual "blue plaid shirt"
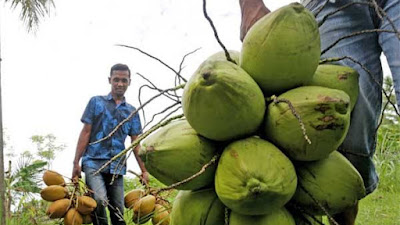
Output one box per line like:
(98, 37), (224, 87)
(81, 93), (142, 175)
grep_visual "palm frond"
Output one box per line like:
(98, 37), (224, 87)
(5, 0), (55, 32)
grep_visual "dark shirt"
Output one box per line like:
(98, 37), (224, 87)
(81, 93), (142, 175)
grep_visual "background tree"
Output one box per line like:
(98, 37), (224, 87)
(1, 1), (56, 224)
(31, 134), (66, 169)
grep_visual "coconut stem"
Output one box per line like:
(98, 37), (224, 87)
(202, 0), (236, 64)
(155, 154), (219, 193)
(93, 114), (185, 176)
(298, 182), (339, 225)
(272, 96), (312, 145)
(224, 207), (230, 225)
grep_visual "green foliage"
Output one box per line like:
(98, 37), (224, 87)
(4, 0), (55, 32)
(5, 156), (47, 215)
(356, 190), (400, 225)
(30, 134), (66, 168)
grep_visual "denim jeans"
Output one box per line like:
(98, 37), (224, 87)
(304, 0), (400, 194)
(84, 166), (126, 225)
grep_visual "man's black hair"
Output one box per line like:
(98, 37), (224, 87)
(110, 63), (131, 77)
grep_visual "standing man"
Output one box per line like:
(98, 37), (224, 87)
(72, 63), (149, 225)
(239, 0), (400, 225)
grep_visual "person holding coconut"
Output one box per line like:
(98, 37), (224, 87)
(72, 63), (149, 225)
(239, 0), (400, 224)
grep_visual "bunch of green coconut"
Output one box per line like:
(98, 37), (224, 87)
(139, 3), (366, 225)
(40, 170), (97, 225)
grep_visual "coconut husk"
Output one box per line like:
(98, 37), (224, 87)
(124, 189), (145, 209)
(81, 214), (92, 224)
(182, 59), (266, 141)
(43, 170), (65, 186)
(307, 64), (359, 110)
(133, 195), (156, 216)
(140, 120), (218, 190)
(265, 86), (351, 161)
(170, 189), (225, 225)
(215, 136), (297, 215)
(64, 208), (83, 225)
(76, 196), (97, 215)
(291, 151), (366, 215)
(152, 204), (170, 225)
(40, 185), (68, 201)
(46, 198), (71, 219)
(229, 208), (295, 225)
(241, 3), (320, 95)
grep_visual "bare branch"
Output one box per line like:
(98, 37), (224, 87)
(314, 0), (330, 18)
(178, 48), (201, 75)
(90, 84), (185, 146)
(298, 182), (339, 225)
(155, 154), (219, 193)
(141, 103), (181, 132)
(116, 44), (187, 82)
(202, 0), (235, 64)
(321, 29), (395, 56)
(93, 114), (184, 175)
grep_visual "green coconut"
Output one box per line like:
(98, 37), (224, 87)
(291, 151), (366, 215)
(288, 206), (323, 225)
(229, 208), (295, 225)
(265, 86), (351, 161)
(207, 50), (240, 64)
(307, 64), (359, 110)
(170, 189), (225, 225)
(140, 119), (218, 190)
(182, 59), (265, 141)
(215, 137), (297, 215)
(240, 3), (320, 95)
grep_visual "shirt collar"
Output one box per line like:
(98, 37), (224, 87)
(106, 93), (126, 105)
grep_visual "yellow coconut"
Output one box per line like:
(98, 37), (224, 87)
(46, 198), (71, 219)
(124, 189), (145, 209)
(40, 185), (68, 201)
(64, 208), (83, 225)
(133, 195), (156, 217)
(76, 196), (97, 215)
(82, 214), (92, 224)
(152, 204), (170, 225)
(43, 170), (65, 186)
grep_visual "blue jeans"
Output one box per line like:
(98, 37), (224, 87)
(84, 166), (126, 225)
(304, 0), (400, 194)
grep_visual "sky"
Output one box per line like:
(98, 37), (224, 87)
(0, 0), (390, 179)
(0, 0), (301, 178)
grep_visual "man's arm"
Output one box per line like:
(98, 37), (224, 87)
(72, 123), (92, 180)
(131, 135), (149, 184)
(239, 0), (270, 41)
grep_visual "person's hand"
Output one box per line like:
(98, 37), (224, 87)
(240, 0), (270, 41)
(72, 163), (82, 182)
(140, 171), (149, 186)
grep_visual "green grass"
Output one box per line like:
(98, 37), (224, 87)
(356, 189), (400, 225)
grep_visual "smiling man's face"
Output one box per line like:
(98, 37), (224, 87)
(109, 70), (131, 98)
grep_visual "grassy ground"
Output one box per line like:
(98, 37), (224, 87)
(356, 189), (400, 225)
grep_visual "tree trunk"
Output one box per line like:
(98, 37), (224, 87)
(0, 33), (6, 225)
(5, 161), (11, 219)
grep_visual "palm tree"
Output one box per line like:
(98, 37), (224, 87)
(0, 1), (55, 224)
(4, 156), (47, 219)
(4, 0), (55, 32)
